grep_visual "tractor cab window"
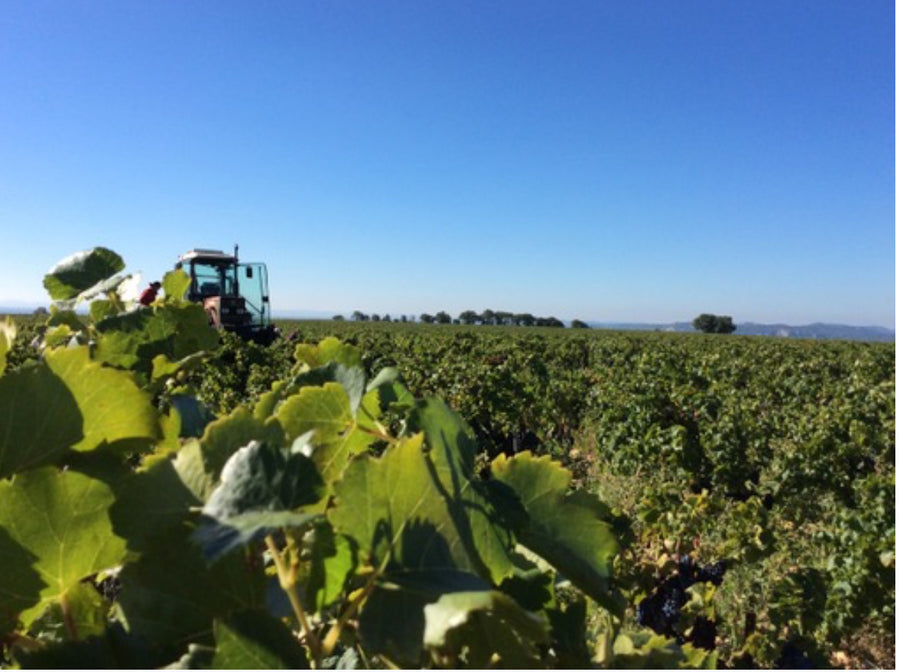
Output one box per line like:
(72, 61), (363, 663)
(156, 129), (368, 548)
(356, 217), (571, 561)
(190, 261), (238, 299)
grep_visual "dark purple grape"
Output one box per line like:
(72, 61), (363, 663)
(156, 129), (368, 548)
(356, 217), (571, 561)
(697, 560), (727, 586)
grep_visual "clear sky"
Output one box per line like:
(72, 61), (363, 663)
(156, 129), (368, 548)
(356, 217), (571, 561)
(0, 1), (894, 326)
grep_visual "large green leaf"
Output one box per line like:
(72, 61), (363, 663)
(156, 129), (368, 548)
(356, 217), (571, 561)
(275, 382), (375, 484)
(357, 569), (490, 666)
(0, 361), (82, 478)
(212, 610), (309, 669)
(109, 455), (202, 554)
(304, 522), (357, 611)
(422, 590), (550, 668)
(490, 452), (623, 613)
(193, 440), (324, 561)
(43, 247), (125, 301)
(0, 468), (127, 628)
(0, 346), (159, 478)
(45, 346), (160, 453)
(116, 525), (266, 661)
(329, 420), (516, 584)
(161, 268), (191, 302)
(197, 407), (286, 482)
(294, 336), (362, 369)
(93, 304), (218, 373)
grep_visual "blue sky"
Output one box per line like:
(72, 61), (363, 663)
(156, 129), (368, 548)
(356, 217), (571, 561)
(0, 1), (894, 326)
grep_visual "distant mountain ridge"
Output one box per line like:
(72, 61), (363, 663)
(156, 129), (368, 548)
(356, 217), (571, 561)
(589, 321), (894, 342)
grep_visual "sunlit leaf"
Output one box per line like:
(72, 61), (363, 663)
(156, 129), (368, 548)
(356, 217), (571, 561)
(0, 346), (158, 478)
(423, 590), (549, 668)
(0, 468), (127, 628)
(490, 451), (623, 613)
(43, 247), (125, 301)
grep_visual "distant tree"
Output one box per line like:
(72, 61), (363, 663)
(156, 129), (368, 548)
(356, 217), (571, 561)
(570, 319), (589, 329)
(693, 313), (736, 334)
(371, 314), (381, 322)
(536, 316), (565, 328)
(332, 314), (345, 321)
(352, 310), (369, 322)
(716, 316), (736, 334)
(517, 313), (535, 327)
(435, 311), (452, 324)
(400, 315), (408, 323)
(33, 306), (49, 317)
(383, 313), (391, 323)
(481, 309), (496, 326)
(495, 311), (513, 326)
(420, 313), (435, 324)
(459, 310), (479, 325)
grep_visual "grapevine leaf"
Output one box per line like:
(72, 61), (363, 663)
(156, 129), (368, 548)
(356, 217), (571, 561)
(73, 272), (129, 303)
(0, 317), (15, 375)
(47, 306), (85, 330)
(0, 362), (81, 478)
(27, 580), (108, 642)
(304, 522), (357, 611)
(198, 407), (286, 482)
(0, 346), (157, 476)
(422, 590), (550, 668)
(45, 346), (160, 453)
(490, 452), (624, 614)
(366, 366), (416, 411)
(358, 569), (490, 666)
(275, 382), (374, 484)
(329, 425), (516, 585)
(0, 468), (127, 628)
(116, 525), (266, 661)
(151, 352), (208, 385)
(43, 247), (124, 301)
(168, 394), (216, 439)
(109, 455), (202, 554)
(193, 440), (324, 561)
(202, 440), (324, 519)
(89, 298), (118, 323)
(407, 397), (477, 481)
(294, 336), (362, 369)
(212, 610), (309, 669)
(93, 304), (218, 373)
(173, 440), (217, 501)
(0, 527), (41, 636)
(161, 268), (191, 302)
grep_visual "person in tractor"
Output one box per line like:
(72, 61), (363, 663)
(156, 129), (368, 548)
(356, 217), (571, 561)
(139, 281), (161, 306)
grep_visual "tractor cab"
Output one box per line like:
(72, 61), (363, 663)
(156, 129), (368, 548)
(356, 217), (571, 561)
(176, 246), (277, 344)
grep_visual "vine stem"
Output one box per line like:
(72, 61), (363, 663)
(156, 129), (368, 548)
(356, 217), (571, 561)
(265, 535), (322, 667)
(321, 545), (393, 657)
(357, 424), (398, 444)
(59, 592), (78, 642)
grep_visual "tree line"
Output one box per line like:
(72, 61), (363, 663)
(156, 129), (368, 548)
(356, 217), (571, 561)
(335, 309), (590, 329)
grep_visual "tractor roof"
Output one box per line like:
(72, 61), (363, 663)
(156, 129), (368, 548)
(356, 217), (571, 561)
(179, 249), (236, 263)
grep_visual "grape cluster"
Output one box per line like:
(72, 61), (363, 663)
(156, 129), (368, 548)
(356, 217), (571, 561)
(636, 555), (728, 648)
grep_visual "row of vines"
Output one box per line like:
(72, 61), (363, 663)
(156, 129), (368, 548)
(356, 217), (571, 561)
(2, 247), (895, 668)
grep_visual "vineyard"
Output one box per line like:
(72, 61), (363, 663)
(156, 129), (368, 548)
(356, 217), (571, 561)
(0, 248), (894, 669)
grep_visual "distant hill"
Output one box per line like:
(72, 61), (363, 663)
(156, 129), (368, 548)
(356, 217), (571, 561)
(588, 321), (894, 342)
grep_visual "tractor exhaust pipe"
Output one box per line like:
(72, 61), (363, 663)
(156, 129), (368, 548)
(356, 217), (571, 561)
(234, 244), (239, 262)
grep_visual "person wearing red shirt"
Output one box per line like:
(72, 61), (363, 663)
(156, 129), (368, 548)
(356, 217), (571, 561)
(139, 281), (161, 306)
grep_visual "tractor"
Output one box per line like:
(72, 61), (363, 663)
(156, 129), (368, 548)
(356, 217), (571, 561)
(176, 245), (278, 345)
